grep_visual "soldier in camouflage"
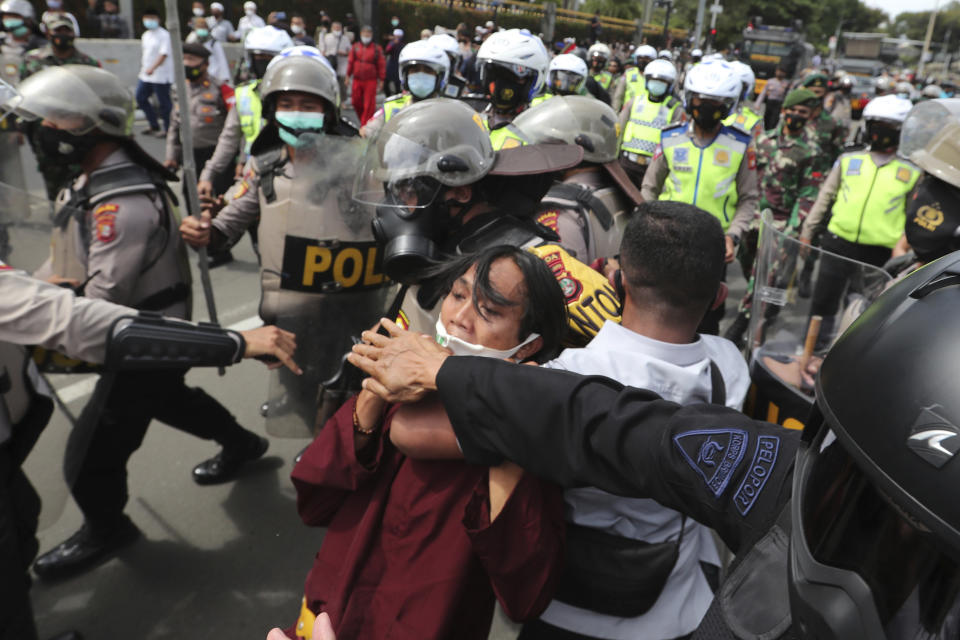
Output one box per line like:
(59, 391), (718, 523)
(800, 72), (846, 176)
(20, 16), (100, 200)
(725, 88), (826, 347)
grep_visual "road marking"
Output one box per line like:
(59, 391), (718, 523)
(54, 315), (263, 403)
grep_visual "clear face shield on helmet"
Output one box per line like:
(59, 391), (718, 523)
(548, 69), (585, 95)
(480, 59), (537, 111)
(791, 418), (960, 640)
(2, 70), (122, 135)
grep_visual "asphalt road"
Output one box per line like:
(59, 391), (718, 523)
(23, 114), (747, 640)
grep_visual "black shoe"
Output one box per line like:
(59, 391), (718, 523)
(33, 517), (140, 581)
(140, 127), (160, 136)
(207, 249), (234, 268)
(47, 632), (84, 640)
(192, 434), (268, 485)
(723, 313), (750, 350)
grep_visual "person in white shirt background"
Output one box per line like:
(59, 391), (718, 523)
(521, 200), (749, 640)
(206, 2), (234, 43)
(136, 6), (174, 137)
(186, 14), (230, 84)
(233, 0), (264, 43)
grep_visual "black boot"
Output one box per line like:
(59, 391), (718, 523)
(33, 517), (140, 581)
(192, 433), (269, 485)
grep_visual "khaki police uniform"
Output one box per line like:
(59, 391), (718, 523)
(198, 79), (259, 187)
(612, 66), (645, 113)
(483, 109), (531, 151)
(166, 74), (234, 195)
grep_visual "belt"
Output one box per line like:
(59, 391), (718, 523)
(621, 152), (649, 166)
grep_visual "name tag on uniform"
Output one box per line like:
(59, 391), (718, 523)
(674, 147), (689, 163)
(280, 236), (389, 293)
(847, 158), (862, 176)
(673, 165), (693, 172)
(896, 167), (913, 183)
(714, 149), (731, 167)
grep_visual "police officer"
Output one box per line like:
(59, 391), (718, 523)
(513, 95), (643, 264)
(641, 59), (760, 334)
(612, 43), (655, 112)
(587, 42), (612, 91)
(617, 58), (683, 186)
(824, 74), (853, 137)
(0, 259), (298, 640)
(723, 61), (764, 140)
(475, 28), (548, 150)
(196, 25), (292, 201)
(359, 39), (449, 139)
(427, 32), (466, 99)
(19, 15), (99, 201)
(14, 65), (269, 580)
(181, 48), (392, 431)
(352, 99), (621, 343)
(800, 95), (919, 343)
(530, 53), (588, 106)
(349, 256), (960, 640)
(725, 88), (825, 347)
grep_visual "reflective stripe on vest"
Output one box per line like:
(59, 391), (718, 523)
(723, 106), (763, 138)
(530, 92), (554, 106)
(382, 94), (413, 122)
(623, 68), (646, 105)
(827, 153), (921, 248)
(489, 123), (529, 150)
(235, 80), (262, 153)
(593, 70), (612, 90)
(658, 126), (747, 230)
(620, 96), (679, 157)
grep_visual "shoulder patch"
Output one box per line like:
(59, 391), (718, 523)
(747, 148), (757, 170)
(733, 435), (780, 515)
(896, 166), (913, 183)
(536, 210), (560, 233)
(94, 203), (119, 243)
(673, 428), (749, 498)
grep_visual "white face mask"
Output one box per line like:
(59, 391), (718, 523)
(434, 318), (539, 360)
(192, 7), (204, 16)
(331, 29), (342, 36)
(361, 35), (372, 44)
(291, 24), (303, 34)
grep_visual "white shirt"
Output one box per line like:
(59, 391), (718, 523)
(538, 321), (750, 640)
(236, 14), (265, 43)
(139, 27), (173, 84)
(206, 16), (234, 43)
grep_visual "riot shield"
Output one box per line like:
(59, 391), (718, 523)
(0, 180), (90, 529)
(0, 64), (29, 210)
(743, 210), (892, 431)
(261, 135), (397, 437)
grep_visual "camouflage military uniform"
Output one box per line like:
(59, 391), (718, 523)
(20, 45), (100, 200)
(737, 124), (825, 321)
(805, 109), (845, 177)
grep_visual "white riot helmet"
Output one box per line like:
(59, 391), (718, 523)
(477, 28), (548, 111)
(245, 26), (295, 78)
(895, 80), (914, 99)
(683, 60), (741, 120)
(0, 0), (34, 20)
(863, 94), (912, 152)
(428, 33), (462, 72)
(643, 58), (677, 100)
(399, 40), (449, 100)
(588, 42), (611, 65)
(730, 60), (756, 101)
(691, 48), (703, 60)
(547, 53), (588, 96)
(633, 44), (656, 63)
(658, 49), (673, 60)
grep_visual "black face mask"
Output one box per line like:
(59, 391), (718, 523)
(37, 127), (99, 165)
(688, 102), (726, 131)
(249, 56), (271, 79)
(784, 113), (808, 132)
(50, 34), (73, 50)
(185, 64), (203, 81)
(866, 121), (900, 152)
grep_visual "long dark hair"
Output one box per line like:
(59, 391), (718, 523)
(428, 245), (567, 363)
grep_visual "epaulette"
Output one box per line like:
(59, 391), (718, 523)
(661, 122), (687, 138)
(720, 124), (752, 145)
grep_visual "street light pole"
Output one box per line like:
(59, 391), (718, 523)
(918, 0), (940, 79)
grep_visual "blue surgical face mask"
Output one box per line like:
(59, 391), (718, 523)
(195, 27), (209, 38)
(275, 110), (325, 148)
(646, 79), (668, 98)
(142, 18), (159, 30)
(407, 71), (437, 99)
(3, 17), (25, 34)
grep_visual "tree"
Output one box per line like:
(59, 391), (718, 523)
(889, 1), (960, 43)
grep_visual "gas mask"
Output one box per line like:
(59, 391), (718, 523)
(370, 177), (460, 284)
(434, 318), (539, 359)
(866, 120), (900, 153)
(36, 127), (100, 165)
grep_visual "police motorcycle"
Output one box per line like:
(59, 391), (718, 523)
(743, 210), (892, 431)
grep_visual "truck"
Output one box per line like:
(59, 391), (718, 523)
(739, 20), (814, 96)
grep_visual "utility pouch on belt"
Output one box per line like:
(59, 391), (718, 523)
(553, 517), (685, 618)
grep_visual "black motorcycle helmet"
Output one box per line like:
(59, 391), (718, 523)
(791, 252), (960, 638)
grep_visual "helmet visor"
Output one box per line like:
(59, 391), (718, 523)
(549, 69), (584, 95)
(800, 429), (960, 637)
(6, 67), (106, 134)
(901, 100), (960, 160)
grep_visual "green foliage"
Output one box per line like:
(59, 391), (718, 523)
(890, 1), (960, 43)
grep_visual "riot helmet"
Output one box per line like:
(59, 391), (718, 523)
(244, 25), (294, 79)
(896, 80), (914, 99)
(1, 0), (34, 36)
(476, 29), (548, 113)
(398, 40), (449, 100)
(863, 94), (911, 153)
(0, 0), (34, 20)
(683, 60), (741, 129)
(587, 42), (610, 69)
(875, 76), (894, 96)
(643, 58), (677, 102)
(632, 44), (656, 71)
(730, 60), (756, 102)
(513, 94), (618, 163)
(427, 33), (463, 75)
(793, 253), (960, 639)
(546, 53), (588, 96)
(259, 46), (339, 147)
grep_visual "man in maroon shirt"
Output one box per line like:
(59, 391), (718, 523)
(347, 24), (385, 125)
(281, 246), (567, 639)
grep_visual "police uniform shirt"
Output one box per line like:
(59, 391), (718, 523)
(166, 76), (234, 163)
(435, 357), (803, 638)
(537, 321), (750, 639)
(199, 106), (243, 184)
